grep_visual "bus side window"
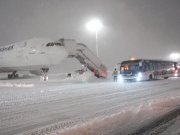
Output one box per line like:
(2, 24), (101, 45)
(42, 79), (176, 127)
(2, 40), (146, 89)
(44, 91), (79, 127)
(165, 63), (168, 70)
(157, 63), (162, 70)
(140, 64), (146, 72)
(142, 62), (147, 72)
(168, 63), (171, 69)
(153, 63), (157, 71)
(144, 63), (149, 71)
(149, 63), (153, 71)
(162, 63), (164, 70)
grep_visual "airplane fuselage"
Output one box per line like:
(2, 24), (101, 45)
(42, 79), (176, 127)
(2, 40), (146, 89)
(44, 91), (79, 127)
(0, 38), (68, 73)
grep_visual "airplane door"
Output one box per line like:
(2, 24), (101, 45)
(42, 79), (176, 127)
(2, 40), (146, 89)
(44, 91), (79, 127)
(29, 41), (38, 54)
(28, 41), (38, 66)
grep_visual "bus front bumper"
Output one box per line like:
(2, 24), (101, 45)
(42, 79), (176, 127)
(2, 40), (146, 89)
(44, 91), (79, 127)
(118, 75), (144, 82)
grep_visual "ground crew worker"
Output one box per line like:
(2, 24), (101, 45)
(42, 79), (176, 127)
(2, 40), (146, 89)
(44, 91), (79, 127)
(95, 70), (100, 78)
(112, 69), (118, 82)
(93, 69), (97, 76)
(67, 73), (71, 77)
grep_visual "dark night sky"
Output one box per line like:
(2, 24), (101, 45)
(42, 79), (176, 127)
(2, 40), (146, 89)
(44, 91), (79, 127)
(0, 0), (180, 70)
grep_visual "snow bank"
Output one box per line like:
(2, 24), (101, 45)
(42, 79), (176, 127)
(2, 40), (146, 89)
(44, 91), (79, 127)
(35, 71), (113, 83)
(0, 82), (34, 87)
(61, 71), (114, 83)
(63, 72), (91, 81)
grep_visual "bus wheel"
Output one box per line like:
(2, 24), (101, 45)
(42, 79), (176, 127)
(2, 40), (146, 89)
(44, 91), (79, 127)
(149, 74), (153, 80)
(164, 77), (169, 79)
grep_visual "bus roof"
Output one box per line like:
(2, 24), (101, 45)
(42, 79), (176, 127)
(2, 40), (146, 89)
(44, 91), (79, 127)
(119, 59), (175, 64)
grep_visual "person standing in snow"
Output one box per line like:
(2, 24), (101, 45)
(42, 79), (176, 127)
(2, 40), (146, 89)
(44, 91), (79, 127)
(95, 70), (100, 78)
(112, 69), (118, 82)
(67, 73), (71, 77)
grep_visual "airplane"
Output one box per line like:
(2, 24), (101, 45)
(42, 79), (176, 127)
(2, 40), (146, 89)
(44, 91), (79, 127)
(0, 38), (68, 81)
(0, 38), (108, 81)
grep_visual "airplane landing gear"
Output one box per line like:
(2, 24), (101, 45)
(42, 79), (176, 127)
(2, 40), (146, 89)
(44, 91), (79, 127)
(40, 68), (49, 81)
(40, 75), (48, 81)
(8, 71), (19, 79)
(15, 74), (19, 78)
(8, 74), (12, 79)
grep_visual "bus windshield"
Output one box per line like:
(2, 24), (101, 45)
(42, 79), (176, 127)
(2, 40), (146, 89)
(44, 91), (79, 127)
(120, 62), (141, 72)
(120, 61), (143, 73)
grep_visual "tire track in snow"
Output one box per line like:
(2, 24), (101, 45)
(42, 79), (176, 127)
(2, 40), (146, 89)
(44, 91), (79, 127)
(128, 107), (180, 135)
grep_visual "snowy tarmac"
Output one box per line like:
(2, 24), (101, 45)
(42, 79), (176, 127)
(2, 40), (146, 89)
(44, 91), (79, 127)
(0, 72), (180, 135)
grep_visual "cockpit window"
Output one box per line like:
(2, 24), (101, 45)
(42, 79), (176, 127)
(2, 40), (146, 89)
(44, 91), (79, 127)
(46, 42), (63, 47)
(46, 43), (51, 47)
(55, 43), (62, 46)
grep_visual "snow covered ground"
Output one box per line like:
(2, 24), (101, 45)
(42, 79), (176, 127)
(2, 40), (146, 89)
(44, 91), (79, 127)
(0, 72), (180, 135)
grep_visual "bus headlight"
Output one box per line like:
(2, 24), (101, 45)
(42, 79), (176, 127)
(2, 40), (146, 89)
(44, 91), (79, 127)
(118, 75), (123, 82)
(138, 72), (142, 78)
(136, 72), (142, 81)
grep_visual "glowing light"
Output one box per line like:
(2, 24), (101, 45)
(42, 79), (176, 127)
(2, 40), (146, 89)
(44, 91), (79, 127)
(118, 75), (123, 82)
(138, 72), (142, 77)
(102, 73), (107, 77)
(130, 58), (135, 60)
(170, 53), (180, 60)
(82, 79), (88, 83)
(87, 20), (102, 31)
(86, 19), (103, 57)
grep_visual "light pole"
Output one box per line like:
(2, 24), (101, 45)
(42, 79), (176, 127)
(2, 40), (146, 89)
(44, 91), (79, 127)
(87, 19), (102, 57)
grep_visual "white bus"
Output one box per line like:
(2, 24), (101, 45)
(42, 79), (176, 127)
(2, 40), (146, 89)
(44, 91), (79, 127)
(117, 59), (177, 81)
